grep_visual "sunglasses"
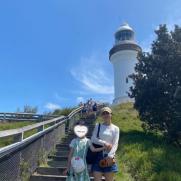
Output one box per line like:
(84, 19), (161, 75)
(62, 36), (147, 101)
(102, 112), (110, 115)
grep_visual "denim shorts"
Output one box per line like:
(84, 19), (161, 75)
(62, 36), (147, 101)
(91, 152), (118, 173)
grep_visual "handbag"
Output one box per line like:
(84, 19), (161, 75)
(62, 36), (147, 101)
(99, 157), (116, 168)
(86, 123), (103, 164)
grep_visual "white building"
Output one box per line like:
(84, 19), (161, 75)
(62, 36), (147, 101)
(109, 23), (141, 104)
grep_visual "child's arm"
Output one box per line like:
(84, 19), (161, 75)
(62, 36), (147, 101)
(89, 143), (105, 152)
(63, 147), (74, 175)
(67, 147), (74, 170)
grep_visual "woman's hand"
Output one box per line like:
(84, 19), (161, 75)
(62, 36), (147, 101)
(99, 156), (116, 167)
(106, 156), (115, 166)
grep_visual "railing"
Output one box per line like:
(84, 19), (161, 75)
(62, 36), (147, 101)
(0, 106), (83, 181)
(0, 116), (65, 145)
(0, 112), (58, 122)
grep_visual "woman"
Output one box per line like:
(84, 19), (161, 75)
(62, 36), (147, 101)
(91, 107), (120, 181)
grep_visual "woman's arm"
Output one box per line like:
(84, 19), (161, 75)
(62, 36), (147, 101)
(107, 127), (120, 158)
(89, 143), (105, 152)
(91, 123), (106, 146)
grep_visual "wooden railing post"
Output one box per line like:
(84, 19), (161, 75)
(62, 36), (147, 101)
(13, 132), (23, 143)
(37, 125), (44, 132)
(3, 113), (6, 122)
(65, 116), (70, 133)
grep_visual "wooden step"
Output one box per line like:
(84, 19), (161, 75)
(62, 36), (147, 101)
(47, 160), (67, 167)
(36, 167), (65, 176)
(55, 147), (69, 152)
(36, 167), (93, 176)
(48, 155), (67, 161)
(30, 174), (105, 181)
(56, 144), (69, 148)
(54, 151), (68, 156)
(68, 133), (92, 137)
(30, 175), (68, 181)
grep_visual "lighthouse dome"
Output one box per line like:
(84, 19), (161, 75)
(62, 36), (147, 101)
(116, 23), (133, 32)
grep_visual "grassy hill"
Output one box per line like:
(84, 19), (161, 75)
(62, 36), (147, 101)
(97, 103), (181, 181)
(0, 121), (37, 148)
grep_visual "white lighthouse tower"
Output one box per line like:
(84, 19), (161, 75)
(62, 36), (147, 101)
(109, 23), (141, 104)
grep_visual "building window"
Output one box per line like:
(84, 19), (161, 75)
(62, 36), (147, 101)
(116, 30), (133, 41)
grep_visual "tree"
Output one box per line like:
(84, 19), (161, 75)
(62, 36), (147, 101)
(52, 107), (74, 116)
(172, 86), (181, 143)
(129, 24), (181, 142)
(23, 105), (38, 114)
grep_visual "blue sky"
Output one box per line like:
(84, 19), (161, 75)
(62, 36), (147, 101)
(0, 0), (180, 113)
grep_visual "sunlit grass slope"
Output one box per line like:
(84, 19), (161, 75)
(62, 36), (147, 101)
(97, 103), (181, 181)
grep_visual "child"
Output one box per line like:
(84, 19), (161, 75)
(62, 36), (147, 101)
(63, 122), (105, 181)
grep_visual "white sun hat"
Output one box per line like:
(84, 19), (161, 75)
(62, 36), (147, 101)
(74, 125), (88, 138)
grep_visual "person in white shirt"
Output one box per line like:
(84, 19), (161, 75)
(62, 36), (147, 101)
(91, 107), (119, 181)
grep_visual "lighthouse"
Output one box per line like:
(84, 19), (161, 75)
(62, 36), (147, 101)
(109, 23), (141, 104)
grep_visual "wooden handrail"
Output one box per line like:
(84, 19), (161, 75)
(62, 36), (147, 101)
(0, 112), (58, 122)
(0, 116), (65, 138)
(0, 106), (82, 139)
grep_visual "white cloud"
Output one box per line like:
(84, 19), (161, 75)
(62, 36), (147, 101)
(71, 90), (90, 96)
(54, 92), (69, 102)
(96, 95), (114, 104)
(71, 55), (114, 95)
(45, 103), (61, 111)
(76, 96), (84, 103)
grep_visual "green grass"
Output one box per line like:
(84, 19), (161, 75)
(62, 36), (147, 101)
(53, 107), (75, 116)
(97, 103), (181, 181)
(0, 121), (35, 131)
(0, 120), (63, 148)
(0, 121), (37, 148)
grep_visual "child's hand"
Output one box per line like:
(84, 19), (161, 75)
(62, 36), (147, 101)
(103, 145), (106, 150)
(63, 168), (69, 176)
(104, 143), (112, 151)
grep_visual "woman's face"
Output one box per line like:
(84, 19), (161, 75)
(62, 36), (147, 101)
(101, 111), (112, 122)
